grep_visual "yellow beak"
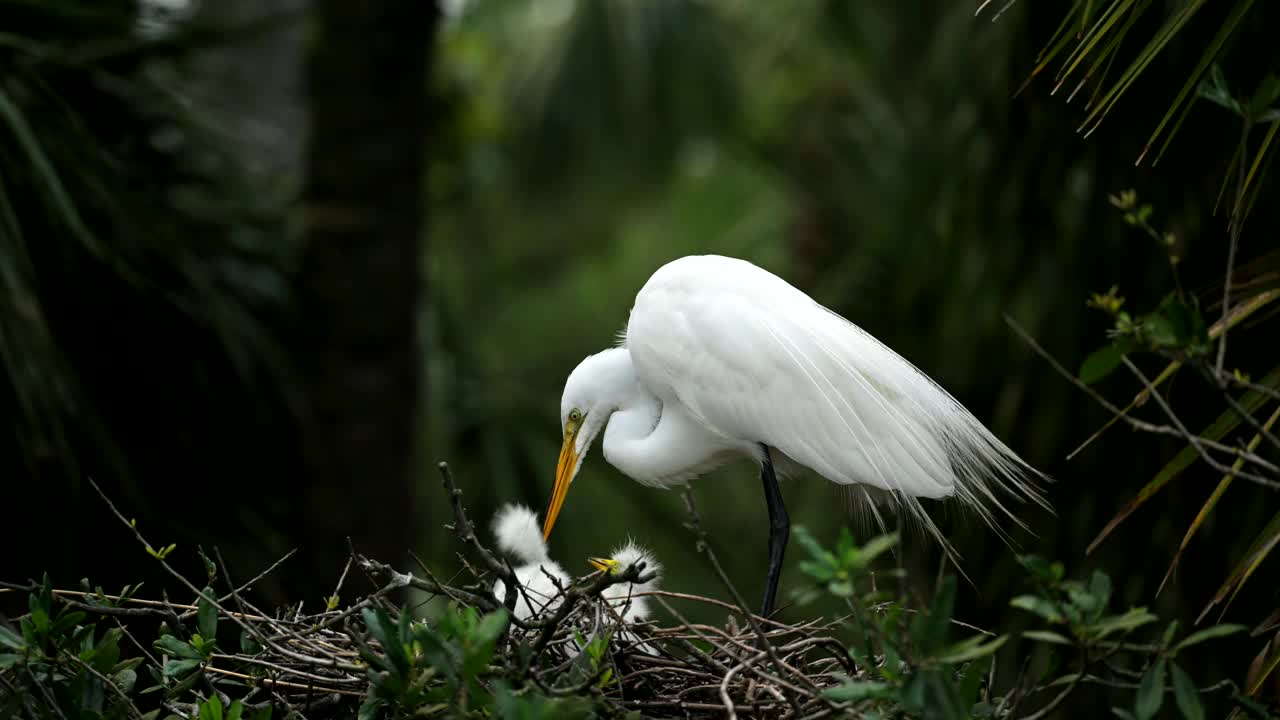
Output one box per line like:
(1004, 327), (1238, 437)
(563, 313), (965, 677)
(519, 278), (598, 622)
(542, 420), (581, 540)
(588, 557), (620, 573)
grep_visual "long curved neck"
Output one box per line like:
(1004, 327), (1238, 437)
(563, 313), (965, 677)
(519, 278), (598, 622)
(590, 349), (663, 480)
(593, 348), (734, 486)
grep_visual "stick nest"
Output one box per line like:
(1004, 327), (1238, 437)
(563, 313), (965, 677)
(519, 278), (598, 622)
(0, 466), (867, 720)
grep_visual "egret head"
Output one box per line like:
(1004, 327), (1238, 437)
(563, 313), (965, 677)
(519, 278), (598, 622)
(543, 348), (634, 540)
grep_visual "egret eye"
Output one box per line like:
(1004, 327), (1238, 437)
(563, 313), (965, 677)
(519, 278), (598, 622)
(568, 409), (583, 424)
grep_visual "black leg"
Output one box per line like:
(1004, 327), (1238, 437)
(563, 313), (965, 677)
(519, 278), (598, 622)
(758, 444), (789, 618)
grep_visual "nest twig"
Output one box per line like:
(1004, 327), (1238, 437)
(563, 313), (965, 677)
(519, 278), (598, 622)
(0, 465), (873, 720)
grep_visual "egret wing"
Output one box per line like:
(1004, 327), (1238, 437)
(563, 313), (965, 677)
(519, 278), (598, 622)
(626, 256), (1048, 542)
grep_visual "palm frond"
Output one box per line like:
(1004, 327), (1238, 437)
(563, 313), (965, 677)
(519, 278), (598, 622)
(1, 0), (293, 492)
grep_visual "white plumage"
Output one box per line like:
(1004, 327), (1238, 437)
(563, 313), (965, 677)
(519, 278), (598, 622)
(626, 256), (1050, 527)
(490, 504), (663, 657)
(543, 255), (1052, 604)
(588, 539), (662, 656)
(491, 503), (569, 620)
(598, 540), (662, 622)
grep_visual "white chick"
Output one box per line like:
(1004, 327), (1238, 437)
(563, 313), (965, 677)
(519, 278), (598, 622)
(586, 540), (663, 656)
(590, 540), (662, 622)
(490, 503), (570, 621)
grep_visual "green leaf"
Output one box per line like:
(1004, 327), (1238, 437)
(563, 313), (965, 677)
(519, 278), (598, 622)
(197, 546), (218, 583)
(1010, 595), (1064, 623)
(358, 696), (383, 720)
(199, 695), (224, 720)
(1089, 570), (1113, 607)
(1081, 607), (1158, 640)
(361, 607), (409, 676)
(0, 625), (24, 650)
(934, 634), (1008, 665)
(1230, 691), (1279, 719)
(1067, 570), (1111, 621)
(463, 609), (509, 677)
(1249, 74), (1280, 116)
(240, 629), (262, 655)
(1145, 2), (1258, 165)
(1135, 657), (1167, 720)
(1077, 0), (1212, 138)
(226, 699), (244, 720)
(1079, 343), (1126, 384)
(164, 657), (201, 677)
(93, 628), (121, 673)
(857, 533), (899, 566)
(73, 624), (96, 653)
(1141, 313), (1178, 347)
(911, 576), (956, 656)
(1017, 555), (1065, 583)
(900, 667), (966, 720)
(792, 525), (832, 565)
(1198, 63), (1242, 115)
(931, 630), (1008, 666)
(472, 608), (509, 648)
(20, 618), (36, 647)
(113, 657), (145, 674)
(412, 619), (459, 683)
(155, 635), (202, 660)
(50, 608), (87, 639)
(169, 666), (206, 696)
(1173, 623), (1246, 652)
(1169, 662), (1203, 720)
(115, 668), (138, 693)
(1202, 509), (1280, 620)
(959, 655), (993, 710)
(822, 679), (893, 701)
(1022, 630), (1072, 645)
(28, 600), (49, 635)
(198, 587), (218, 645)
(0, 653), (21, 668)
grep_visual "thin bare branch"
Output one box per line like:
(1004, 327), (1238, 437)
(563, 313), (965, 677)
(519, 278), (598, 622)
(1121, 357), (1280, 489)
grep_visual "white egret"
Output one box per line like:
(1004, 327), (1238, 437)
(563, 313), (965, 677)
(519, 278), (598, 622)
(491, 503), (570, 620)
(541, 254), (1052, 617)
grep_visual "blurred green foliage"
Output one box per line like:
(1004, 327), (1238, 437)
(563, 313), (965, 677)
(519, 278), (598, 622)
(424, 0), (1263, 591)
(421, 0), (1280, 710)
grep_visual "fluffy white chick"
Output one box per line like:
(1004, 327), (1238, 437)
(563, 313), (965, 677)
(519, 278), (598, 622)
(584, 539), (663, 656)
(590, 540), (662, 621)
(491, 503), (569, 621)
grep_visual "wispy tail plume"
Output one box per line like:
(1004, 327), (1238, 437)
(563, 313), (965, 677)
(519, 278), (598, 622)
(492, 503), (550, 565)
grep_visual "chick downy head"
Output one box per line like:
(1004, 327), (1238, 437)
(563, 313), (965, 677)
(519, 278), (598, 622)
(590, 539), (661, 622)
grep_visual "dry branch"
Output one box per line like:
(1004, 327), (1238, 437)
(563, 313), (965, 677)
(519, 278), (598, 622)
(0, 464), (871, 720)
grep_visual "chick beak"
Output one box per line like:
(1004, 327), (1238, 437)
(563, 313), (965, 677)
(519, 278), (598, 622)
(588, 557), (619, 573)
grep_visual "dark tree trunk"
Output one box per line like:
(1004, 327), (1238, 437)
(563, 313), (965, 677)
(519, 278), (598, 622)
(293, 0), (437, 596)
